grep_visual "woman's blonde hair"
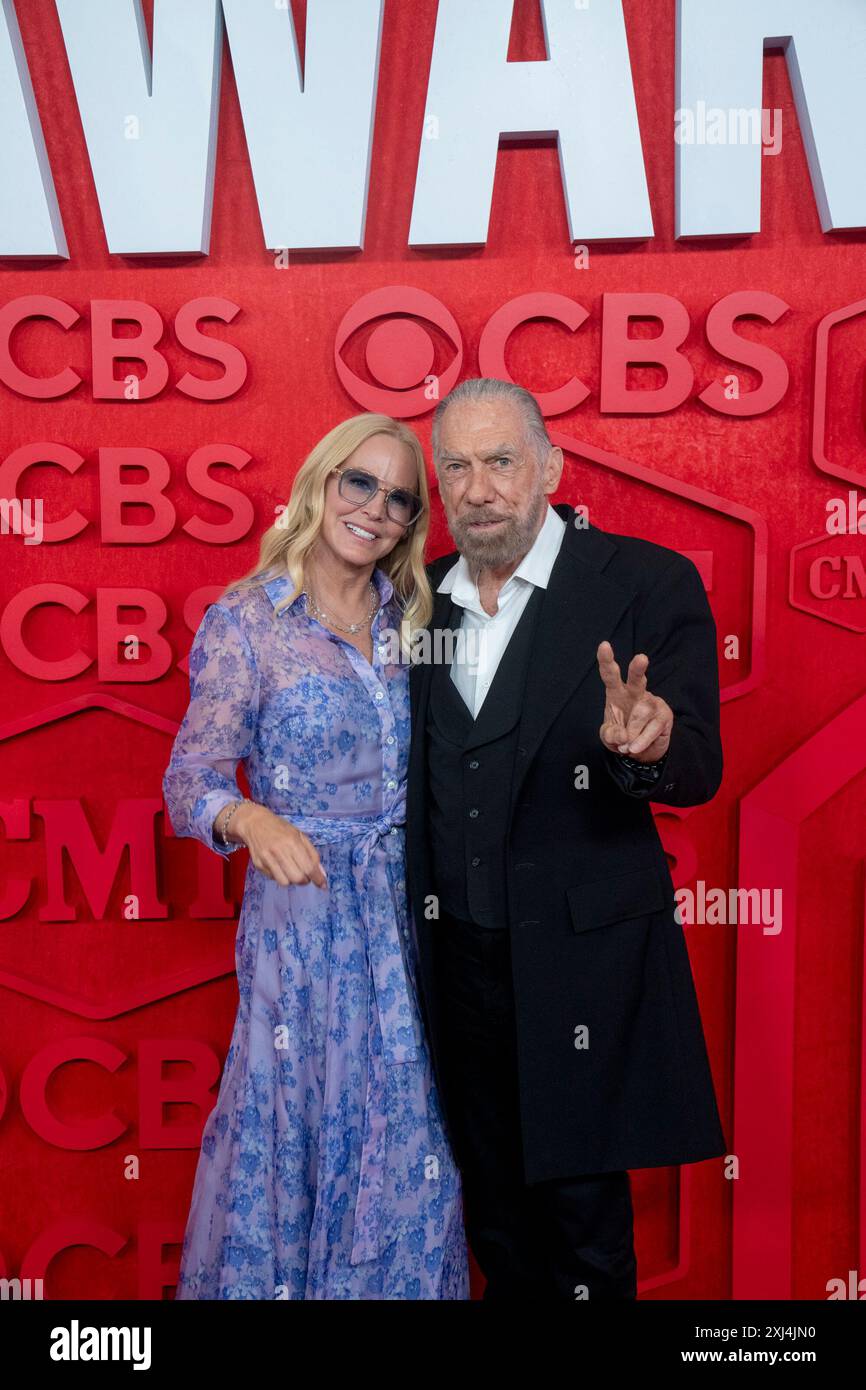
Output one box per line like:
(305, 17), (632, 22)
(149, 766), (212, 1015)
(223, 413), (433, 648)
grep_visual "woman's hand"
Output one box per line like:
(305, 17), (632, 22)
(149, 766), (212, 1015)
(220, 802), (328, 889)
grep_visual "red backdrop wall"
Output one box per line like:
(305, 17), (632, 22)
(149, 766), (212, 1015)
(1, 0), (864, 1301)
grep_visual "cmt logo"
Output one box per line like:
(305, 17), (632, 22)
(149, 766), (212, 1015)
(0, 694), (241, 1021)
(789, 532), (866, 633)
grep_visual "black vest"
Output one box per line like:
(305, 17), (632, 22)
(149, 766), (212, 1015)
(425, 583), (546, 927)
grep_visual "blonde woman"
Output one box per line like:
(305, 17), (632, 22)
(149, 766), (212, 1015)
(163, 414), (469, 1300)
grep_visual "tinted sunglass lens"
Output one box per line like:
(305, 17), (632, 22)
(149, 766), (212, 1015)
(340, 470), (377, 503)
(387, 492), (421, 524)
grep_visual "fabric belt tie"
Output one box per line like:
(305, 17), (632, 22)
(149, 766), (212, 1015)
(280, 792), (421, 1265)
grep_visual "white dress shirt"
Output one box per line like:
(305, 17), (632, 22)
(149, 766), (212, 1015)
(436, 503), (566, 717)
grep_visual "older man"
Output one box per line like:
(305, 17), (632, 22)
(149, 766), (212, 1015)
(404, 377), (727, 1300)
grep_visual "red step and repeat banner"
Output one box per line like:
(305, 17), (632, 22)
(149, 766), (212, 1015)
(1, 0), (864, 1301)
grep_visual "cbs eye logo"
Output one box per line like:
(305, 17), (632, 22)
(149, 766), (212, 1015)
(334, 286), (463, 418)
(334, 286), (586, 420)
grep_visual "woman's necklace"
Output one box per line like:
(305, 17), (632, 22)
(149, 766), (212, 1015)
(305, 580), (378, 634)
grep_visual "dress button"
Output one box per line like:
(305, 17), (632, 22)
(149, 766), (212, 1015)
(375, 690), (384, 701)
(387, 735), (395, 745)
(387, 779), (397, 790)
(469, 808), (479, 818)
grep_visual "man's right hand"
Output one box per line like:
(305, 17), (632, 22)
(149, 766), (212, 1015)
(219, 802), (328, 889)
(596, 640), (674, 764)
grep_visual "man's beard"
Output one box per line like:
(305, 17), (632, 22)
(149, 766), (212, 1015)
(450, 487), (547, 572)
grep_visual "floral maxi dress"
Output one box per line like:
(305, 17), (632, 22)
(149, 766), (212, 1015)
(163, 567), (468, 1299)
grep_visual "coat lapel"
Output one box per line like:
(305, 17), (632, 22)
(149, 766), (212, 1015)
(508, 504), (637, 816)
(410, 503), (638, 831)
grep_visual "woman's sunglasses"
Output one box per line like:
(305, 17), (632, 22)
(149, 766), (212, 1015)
(332, 465), (424, 527)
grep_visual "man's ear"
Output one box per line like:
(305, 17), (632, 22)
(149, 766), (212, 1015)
(543, 445), (564, 494)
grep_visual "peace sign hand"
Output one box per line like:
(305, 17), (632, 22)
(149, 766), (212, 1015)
(596, 640), (674, 763)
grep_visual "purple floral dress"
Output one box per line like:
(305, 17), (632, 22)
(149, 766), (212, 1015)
(163, 566), (468, 1299)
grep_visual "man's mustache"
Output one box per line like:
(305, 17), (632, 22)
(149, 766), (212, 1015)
(456, 510), (512, 525)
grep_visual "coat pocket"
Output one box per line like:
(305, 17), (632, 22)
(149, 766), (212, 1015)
(566, 865), (667, 933)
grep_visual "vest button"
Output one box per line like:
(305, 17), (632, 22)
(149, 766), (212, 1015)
(468, 759), (479, 769)
(469, 808), (479, 818)
(471, 857), (481, 867)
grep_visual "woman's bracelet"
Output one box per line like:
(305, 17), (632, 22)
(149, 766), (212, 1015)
(217, 798), (253, 847)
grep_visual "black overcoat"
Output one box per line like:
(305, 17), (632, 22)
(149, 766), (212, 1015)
(405, 502), (728, 1181)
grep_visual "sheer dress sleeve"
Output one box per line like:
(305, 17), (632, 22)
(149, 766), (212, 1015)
(163, 601), (261, 857)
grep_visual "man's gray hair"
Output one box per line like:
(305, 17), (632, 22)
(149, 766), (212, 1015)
(431, 378), (553, 467)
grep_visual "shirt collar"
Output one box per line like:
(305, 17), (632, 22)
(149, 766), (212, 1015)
(437, 503), (566, 606)
(262, 565), (395, 615)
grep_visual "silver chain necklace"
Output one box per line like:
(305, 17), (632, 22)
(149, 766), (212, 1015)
(305, 580), (378, 634)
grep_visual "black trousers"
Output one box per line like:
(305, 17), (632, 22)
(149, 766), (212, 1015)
(433, 910), (637, 1301)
